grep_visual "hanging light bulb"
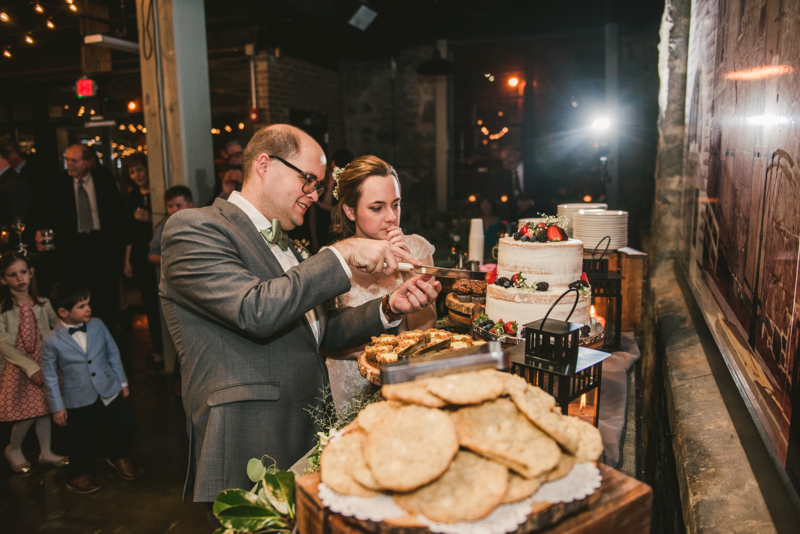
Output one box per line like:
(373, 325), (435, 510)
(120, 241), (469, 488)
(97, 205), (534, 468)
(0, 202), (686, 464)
(25, 34), (34, 45)
(46, 19), (54, 29)
(34, 4), (44, 13)
(3, 48), (11, 58)
(0, 13), (9, 22)
(69, 4), (77, 11)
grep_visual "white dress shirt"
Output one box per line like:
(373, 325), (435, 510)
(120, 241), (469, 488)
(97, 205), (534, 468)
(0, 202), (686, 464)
(226, 192), (399, 341)
(73, 172), (101, 231)
(62, 321), (127, 406)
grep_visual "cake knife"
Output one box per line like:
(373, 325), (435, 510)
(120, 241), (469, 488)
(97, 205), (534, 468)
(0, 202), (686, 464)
(395, 262), (487, 280)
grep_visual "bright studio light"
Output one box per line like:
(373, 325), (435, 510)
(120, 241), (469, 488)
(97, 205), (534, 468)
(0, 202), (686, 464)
(746, 114), (789, 126)
(592, 117), (611, 130)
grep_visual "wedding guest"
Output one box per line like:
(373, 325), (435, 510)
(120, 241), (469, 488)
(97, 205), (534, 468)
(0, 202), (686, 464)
(207, 140), (245, 205)
(0, 252), (67, 473)
(479, 196), (502, 255)
(326, 155), (437, 410)
(148, 186), (195, 266)
(41, 281), (137, 494)
(39, 145), (124, 332)
(159, 124), (439, 523)
(0, 141), (31, 240)
(121, 153), (162, 370)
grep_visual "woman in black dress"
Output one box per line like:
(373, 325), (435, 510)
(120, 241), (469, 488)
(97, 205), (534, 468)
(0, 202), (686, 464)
(122, 153), (163, 370)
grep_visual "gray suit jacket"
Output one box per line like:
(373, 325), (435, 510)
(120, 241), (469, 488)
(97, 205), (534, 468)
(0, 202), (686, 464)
(160, 199), (386, 502)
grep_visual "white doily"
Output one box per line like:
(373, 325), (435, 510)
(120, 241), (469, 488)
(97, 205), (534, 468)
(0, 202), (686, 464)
(317, 462), (601, 534)
(318, 483), (407, 522)
(531, 462), (602, 503)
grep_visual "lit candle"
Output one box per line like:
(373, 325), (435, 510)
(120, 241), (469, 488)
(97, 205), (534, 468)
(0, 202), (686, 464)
(568, 393), (597, 425)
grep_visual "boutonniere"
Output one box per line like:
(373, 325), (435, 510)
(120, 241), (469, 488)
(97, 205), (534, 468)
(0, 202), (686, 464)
(293, 239), (310, 260)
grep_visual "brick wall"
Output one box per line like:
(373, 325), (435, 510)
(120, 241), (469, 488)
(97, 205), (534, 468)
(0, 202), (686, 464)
(254, 52), (346, 153)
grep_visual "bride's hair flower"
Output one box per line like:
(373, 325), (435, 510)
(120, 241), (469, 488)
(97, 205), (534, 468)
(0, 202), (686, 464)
(332, 166), (345, 200)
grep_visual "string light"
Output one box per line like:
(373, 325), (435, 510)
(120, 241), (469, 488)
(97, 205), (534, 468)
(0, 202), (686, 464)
(69, 4), (77, 12)
(238, 123), (245, 130)
(3, 48), (10, 58)
(118, 124), (126, 130)
(46, 19), (54, 29)
(34, 4), (44, 14)
(25, 34), (34, 45)
(0, 13), (9, 23)
(224, 125), (232, 132)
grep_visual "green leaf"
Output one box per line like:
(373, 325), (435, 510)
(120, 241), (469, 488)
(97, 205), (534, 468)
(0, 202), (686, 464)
(275, 470), (296, 518)
(216, 504), (286, 532)
(213, 489), (261, 516)
(261, 473), (290, 515)
(247, 458), (268, 483)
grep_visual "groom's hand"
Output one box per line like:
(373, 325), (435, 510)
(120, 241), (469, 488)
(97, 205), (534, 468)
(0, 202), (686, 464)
(332, 238), (420, 275)
(389, 275), (442, 314)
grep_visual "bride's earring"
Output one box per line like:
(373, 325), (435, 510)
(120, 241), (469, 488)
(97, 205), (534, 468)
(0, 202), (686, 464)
(344, 206), (355, 221)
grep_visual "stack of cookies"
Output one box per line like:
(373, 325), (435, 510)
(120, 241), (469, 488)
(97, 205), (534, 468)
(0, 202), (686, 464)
(320, 369), (603, 524)
(363, 329), (485, 364)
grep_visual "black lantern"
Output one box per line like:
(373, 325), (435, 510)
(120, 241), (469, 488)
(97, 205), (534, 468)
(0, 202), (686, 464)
(523, 288), (583, 366)
(583, 236), (623, 349)
(510, 343), (611, 427)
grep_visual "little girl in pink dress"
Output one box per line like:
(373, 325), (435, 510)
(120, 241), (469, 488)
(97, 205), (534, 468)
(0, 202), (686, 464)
(0, 252), (67, 472)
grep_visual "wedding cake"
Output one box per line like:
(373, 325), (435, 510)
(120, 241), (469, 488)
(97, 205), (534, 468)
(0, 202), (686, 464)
(485, 219), (591, 331)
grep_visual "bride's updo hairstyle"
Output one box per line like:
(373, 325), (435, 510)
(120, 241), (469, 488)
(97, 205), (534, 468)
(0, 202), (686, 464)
(330, 155), (400, 241)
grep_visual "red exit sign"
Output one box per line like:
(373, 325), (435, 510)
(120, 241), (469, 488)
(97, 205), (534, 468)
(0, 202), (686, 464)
(76, 78), (96, 98)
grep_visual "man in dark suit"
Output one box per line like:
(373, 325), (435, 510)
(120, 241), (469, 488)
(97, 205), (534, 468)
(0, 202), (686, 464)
(0, 135), (48, 245)
(160, 124), (441, 522)
(0, 142), (31, 249)
(43, 144), (124, 332)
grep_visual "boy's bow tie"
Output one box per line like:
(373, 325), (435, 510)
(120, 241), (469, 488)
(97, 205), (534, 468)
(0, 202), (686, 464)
(68, 324), (87, 335)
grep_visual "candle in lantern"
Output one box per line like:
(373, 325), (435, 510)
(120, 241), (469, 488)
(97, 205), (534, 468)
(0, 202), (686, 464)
(590, 304), (605, 328)
(568, 393), (597, 425)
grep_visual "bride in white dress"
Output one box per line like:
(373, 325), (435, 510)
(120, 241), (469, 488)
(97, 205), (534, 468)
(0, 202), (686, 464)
(324, 156), (436, 411)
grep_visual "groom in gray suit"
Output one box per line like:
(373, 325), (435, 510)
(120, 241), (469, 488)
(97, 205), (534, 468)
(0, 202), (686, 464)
(160, 124), (440, 510)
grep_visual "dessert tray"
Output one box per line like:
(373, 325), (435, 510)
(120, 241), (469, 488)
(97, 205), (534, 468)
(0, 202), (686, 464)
(318, 369), (605, 534)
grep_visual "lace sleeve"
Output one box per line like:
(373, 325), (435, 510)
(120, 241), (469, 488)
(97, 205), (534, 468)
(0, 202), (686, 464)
(406, 234), (436, 262)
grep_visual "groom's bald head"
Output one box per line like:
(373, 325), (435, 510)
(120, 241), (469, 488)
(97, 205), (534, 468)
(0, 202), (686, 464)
(243, 124), (312, 182)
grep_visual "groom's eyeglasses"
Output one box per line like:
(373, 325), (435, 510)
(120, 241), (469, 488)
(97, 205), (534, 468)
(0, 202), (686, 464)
(269, 155), (326, 196)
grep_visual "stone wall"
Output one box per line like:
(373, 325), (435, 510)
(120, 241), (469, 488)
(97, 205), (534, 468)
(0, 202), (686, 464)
(340, 46), (438, 233)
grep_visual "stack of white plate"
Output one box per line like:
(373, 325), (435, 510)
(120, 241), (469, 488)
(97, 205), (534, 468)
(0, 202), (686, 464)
(573, 210), (628, 251)
(557, 203), (608, 236)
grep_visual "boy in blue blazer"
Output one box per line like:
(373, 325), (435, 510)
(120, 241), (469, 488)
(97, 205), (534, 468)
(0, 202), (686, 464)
(41, 281), (138, 494)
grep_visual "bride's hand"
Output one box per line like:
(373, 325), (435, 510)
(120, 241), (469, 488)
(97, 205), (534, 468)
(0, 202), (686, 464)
(389, 275), (441, 314)
(386, 226), (410, 254)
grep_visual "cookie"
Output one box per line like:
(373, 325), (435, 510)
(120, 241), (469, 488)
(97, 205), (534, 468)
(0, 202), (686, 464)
(426, 369), (506, 405)
(381, 380), (447, 408)
(561, 416), (604, 463)
(450, 398), (561, 478)
(394, 450), (508, 523)
(364, 404), (459, 492)
(509, 385), (579, 454)
(320, 431), (380, 497)
(502, 472), (544, 504)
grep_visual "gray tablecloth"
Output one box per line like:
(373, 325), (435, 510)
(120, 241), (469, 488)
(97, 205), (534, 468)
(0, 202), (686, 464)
(597, 332), (640, 467)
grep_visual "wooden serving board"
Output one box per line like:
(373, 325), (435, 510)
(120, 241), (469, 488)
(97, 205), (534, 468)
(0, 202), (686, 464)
(296, 464), (652, 534)
(358, 351), (382, 387)
(445, 292), (476, 315)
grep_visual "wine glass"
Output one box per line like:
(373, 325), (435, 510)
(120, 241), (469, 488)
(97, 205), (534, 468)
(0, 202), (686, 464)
(11, 217), (26, 254)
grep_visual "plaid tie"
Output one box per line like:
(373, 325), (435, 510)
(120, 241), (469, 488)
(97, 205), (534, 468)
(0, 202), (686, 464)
(260, 219), (289, 251)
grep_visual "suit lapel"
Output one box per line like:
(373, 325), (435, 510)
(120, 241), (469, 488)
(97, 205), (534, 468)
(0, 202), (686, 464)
(57, 326), (85, 354)
(216, 200), (319, 345)
(216, 200), (284, 279)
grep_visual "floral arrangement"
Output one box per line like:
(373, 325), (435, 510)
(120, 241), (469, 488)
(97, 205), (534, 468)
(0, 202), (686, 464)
(293, 239), (310, 260)
(304, 386), (379, 474)
(331, 166), (345, 200)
